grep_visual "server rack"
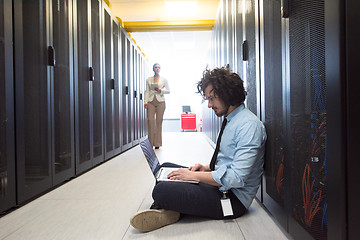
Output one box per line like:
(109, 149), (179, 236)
(139, 57), (145, 139)
(285, 1), (327, 239)
(0, 0), (16, 213)
(260, 0), (288, 230)
(90, 0), (105, 166)
(136, 50), (142, 141)
(132, 48), (139, 145)
(121, 34), (133, 151)
(242, 0), (259, 116)
(120, 29), (129, 150)
(51, 0), (76, 186)
(14, 0), (75, 204)
(1, 0), (147, 214)
(137, 51), (143, 141)
(219, 0), (225, 65)
(113, 18), (121, 155)
(234, 0), (243, 80)
(73, 0), (104, 175)
(129, 44), (135, 145)
(326, 0), (360, 239)
(342, 1), (360, 238)
(141, 57), (149, 138)
(225, 0), (234, 70)
(103, 4), (122, 160)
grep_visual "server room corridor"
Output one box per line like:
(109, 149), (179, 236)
(0, 132), (290, 240)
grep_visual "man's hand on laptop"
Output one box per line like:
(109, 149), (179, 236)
(167, 167), (220, 186)
(188, 163), (210, 172)
(167, 168), (196, 181)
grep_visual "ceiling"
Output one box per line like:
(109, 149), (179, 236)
(106, 0), (220, 63)
(109, 0), (220, 22)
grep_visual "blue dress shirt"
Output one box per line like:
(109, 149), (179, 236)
(211, 104), (267, 208)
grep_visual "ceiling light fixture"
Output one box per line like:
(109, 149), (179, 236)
(165, 1), (198, 18)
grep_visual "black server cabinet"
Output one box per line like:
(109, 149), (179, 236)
(205, 20), (220, 144)
(91, 0), (104, 165)
(73, 0), (104, 175)
(138, 56), (143, 140)
(220, 0), (226, 66)
(138, 52), (142, 139)
(260, 0), (329, 239)
(260, 0), (288, 230)
(222, 0), (234, 69)
(129, 44), (135, 145)
(213, 17), (218, 68)
(103, 5), (121, 160)
(226, 0), (234, 70)
(286, 0), (327, 239)
(132, 49), (139, 145)
(49, 0), (76, 186)
(112, 19), (121, 154)
(326, 0), (360, 239)
(139, 57), (143, 139)
(0, 0), (16, 213)
(51, 0), (75, 185)
(142, 58), (149, 137)
(234, 0), (243, 81)
(14, 0), (75, 203)
(122, 36), (133, 151)
(241, 0), (259, 116)
(209, 19), (219, 143)
(14, 0), (52, 203)
(139, 57), (146, 140)
(342, 1), (360, 239)
(103, 5), (112, 159)
(120, 30), (130, 150)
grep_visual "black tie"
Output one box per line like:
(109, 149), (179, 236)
(210, 118), (227, 171)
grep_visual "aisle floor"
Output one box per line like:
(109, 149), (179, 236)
(0, 132), (291, 240)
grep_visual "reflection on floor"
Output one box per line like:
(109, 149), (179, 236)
(0, 132), (291, 240)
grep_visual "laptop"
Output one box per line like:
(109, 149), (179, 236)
(139, 139), (198, 184)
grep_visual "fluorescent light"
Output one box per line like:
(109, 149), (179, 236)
(166, 1), (198, 18)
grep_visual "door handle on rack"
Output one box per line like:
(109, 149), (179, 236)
(281, 0), (289, 18)
(89, 67), (94, 81)
(134, 90), (137, 98)
(48, 46), (56, 66)
(111, 79), (115, 89)
(242, 40), (248, 61)
(125, 86), (129, 95)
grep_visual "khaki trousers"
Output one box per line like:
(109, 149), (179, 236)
(147, 97), (166, 147)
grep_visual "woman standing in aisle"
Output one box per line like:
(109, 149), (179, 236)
(144, 63), (170, 149)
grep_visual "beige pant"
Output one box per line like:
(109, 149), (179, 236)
(147, 97), (166, 147)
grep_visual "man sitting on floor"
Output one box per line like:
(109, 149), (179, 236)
(130, 67), (267, 232)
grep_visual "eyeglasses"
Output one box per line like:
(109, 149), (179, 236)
(204, 95), (216, 103)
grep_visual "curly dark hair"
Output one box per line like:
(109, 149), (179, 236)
(196, 67), (246, 107)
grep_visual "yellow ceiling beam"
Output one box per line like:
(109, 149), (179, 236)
(123, 20), (215, 32)
(104, 0), (112, 10)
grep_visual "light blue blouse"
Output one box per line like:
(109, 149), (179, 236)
(211, 104), (267, 208)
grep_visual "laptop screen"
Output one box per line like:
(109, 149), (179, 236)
(140, 139), (161, 174)
(182, 105), (191, 113)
